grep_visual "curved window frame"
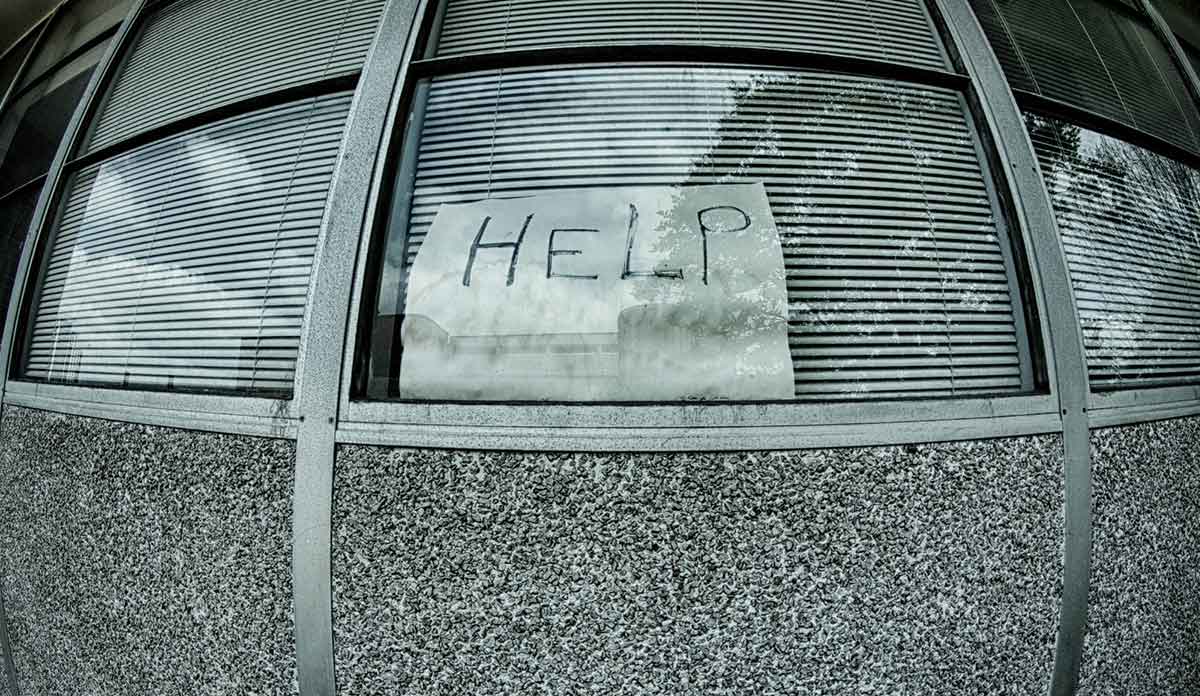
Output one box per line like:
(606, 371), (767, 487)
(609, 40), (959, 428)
(330, 0), (1068, 450)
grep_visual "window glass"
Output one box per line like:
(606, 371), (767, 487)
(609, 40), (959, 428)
(970, 0), (1200, 155)
(0, 26), (40, 103)
(437, 0), (949, 71)
(0, 186), (40, 328)
(0, 42), (106, 194)
(366, 65), (1029, 402)
(1028, 113), (1200, 389)
(85, 0), (386, 153)
(20, 93), (353, 394)
(19, 0), (128, 87)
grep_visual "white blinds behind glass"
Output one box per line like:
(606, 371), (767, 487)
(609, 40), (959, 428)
(25, 93), (353, 394)
(1030, 115), (1200, 389)
(437, 0), (948, 71)
(85, 0), (384, 153)
(400, 66), (1024, 399)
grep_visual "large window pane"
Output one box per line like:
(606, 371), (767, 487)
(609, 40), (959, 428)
(21, 93), (352, 394)
(1028, 113), (1200, 389)
(366, 65), (1028, 402)
(436, 0), (949, 71)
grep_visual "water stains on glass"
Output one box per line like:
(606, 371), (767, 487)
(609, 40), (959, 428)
(1029, 112), (1200, 389)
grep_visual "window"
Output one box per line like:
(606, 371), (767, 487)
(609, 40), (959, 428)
(1030, 116), (1200, 389)
(973, 0), (1200, 391)
(0, 25), (41, 102)
(358, 0), (1041, 403)
(0, 0), (127, 336)
(15, 0), (387, 395)
(0, 44), (105, 193)
(969, 0), (1200, 155)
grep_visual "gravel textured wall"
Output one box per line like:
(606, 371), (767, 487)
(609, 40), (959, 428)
(1080, 416), (1200, 696)
(334, 436), (1064, 695)
(0, 406), (298, 696)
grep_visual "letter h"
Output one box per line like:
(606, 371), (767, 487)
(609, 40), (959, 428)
(462, 213), (533, 287)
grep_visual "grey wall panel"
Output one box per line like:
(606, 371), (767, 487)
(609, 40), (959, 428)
(1080, 416), (1200, 695)
(0, 405), (297, 696)
(85, 0), (385, 153)
(333, 436), (1063, 694)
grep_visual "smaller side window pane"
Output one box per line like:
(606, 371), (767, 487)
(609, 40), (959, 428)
(1028, 113), (1200, 389)
(0, 42), (107, 194)
(85, 0), (386, 153)
(18, 0), (128, 87)
(364, 66), (1031, 403)
(0, 185), (41, 329)
(20, 93), (353, 395)
(0, 25), (40, 103)
(971, 0), (1200, 155)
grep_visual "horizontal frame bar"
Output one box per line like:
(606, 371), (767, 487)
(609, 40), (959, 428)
(0, 173), (46, 206)
(1088, 382), (1200, 427)
(411, 43), (971, 92)
(3, 379), (296, 438)
(338, 394), (1060, 451)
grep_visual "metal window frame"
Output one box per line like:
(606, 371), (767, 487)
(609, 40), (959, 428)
(290, 0), (426, 693)
(332, 0), (1063, 453)
(0, 0), (367, 435)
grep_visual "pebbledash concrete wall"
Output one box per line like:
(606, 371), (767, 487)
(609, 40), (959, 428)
(2, 404), (1199, 694)
(331, 438), (1065, 695)
(1079, 416), (1200, 696)
(0, 406), (297, 696)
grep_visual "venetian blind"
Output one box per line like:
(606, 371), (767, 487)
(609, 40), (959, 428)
(24, 93), (352, 394)
(1029, 114), (1200, 389)
(392, 65), (1025, 399)
(436, 0), (949, 71)
(85, 0), (385, 153)
(969, 0), (1200, 155)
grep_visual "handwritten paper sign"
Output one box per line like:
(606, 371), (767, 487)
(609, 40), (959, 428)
(399, 183), (793, 401)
